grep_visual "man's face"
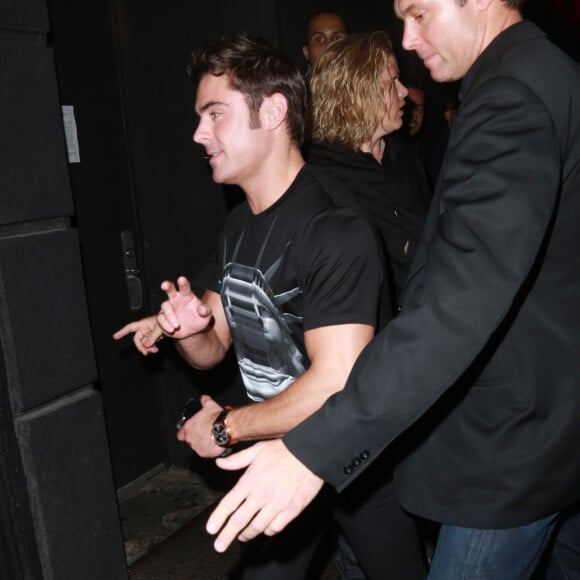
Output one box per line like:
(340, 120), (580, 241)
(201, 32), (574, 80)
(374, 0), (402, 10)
(303, 13), (348, 66)
(395, 0), (482, 82)
(193, 74), (268, 189)
(406, 87), (425, 136)
(444, 105), (458, 128)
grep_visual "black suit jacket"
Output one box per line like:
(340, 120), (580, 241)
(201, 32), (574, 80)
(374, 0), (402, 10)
(284, 21), (580, 528)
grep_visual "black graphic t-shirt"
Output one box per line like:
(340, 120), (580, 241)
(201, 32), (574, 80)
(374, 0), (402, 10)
(201, 165), (382, 402)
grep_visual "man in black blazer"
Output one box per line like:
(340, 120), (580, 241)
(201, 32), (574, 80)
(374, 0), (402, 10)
(207, 0), (580, 575)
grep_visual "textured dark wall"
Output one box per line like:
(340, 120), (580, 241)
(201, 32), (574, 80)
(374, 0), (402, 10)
(0, 0), (127, 576)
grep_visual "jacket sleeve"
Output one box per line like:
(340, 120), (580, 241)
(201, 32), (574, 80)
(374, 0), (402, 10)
(283, 76), (562, 491)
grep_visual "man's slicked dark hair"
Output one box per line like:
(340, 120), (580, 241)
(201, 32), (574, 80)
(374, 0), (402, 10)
(188, 32), (307, 146)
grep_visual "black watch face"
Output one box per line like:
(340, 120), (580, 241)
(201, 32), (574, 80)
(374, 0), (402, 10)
(212, 424), (229, 446)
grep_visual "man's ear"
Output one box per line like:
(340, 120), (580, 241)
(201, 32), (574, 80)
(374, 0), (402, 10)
(302, 45), (310, 63)
(263, 93), (288, 130)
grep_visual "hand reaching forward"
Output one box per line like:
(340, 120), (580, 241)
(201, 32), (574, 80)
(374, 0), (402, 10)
(113, 315), (163, 355)
(113, 276), (212, 354)
(206, 439), (324, 553)
(157, 276), (213, 339)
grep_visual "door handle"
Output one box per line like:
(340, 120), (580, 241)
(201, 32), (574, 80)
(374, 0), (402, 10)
(120, 229), (143, 311)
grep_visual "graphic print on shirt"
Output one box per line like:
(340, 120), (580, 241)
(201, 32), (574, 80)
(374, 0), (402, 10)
(220, 219), (306, 402)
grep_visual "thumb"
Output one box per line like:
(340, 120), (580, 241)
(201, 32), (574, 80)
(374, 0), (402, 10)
(200, 394), (214, 406)
(215, 443), (260, 472)
(197, 301), (212, 317)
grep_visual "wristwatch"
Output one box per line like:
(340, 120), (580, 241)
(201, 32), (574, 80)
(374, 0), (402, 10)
(211, 406), (236, 447)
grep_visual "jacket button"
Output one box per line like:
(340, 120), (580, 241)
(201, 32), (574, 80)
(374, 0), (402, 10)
(343, 465), (354, 475)
(360, 451), (370, 460)
(352, 457), (361, 467)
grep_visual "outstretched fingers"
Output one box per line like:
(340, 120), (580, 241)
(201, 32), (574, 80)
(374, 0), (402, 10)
(160, 276), (194, 298)
(206, 471), (281, 551)
(206, 445), (262, 548)
(215, 494), (277, 552)
(206, 440), (324, 552)
(176, 276), (194, 294)
(159, 279), (177, 297)
(112, 321), (139, 341)
(112, 318), (162, 356)
(158, 276), (209, 336)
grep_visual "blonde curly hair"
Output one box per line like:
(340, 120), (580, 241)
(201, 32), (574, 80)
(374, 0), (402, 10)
(310, 31), (397, 150)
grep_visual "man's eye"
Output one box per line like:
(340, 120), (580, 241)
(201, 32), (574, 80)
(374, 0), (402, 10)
(210, 112), (220, 120)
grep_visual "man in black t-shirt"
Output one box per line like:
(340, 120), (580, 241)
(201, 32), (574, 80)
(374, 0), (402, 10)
(114, 33), (380, 471)
(200, 165), (381, 407)
(115, 34), (425, 579)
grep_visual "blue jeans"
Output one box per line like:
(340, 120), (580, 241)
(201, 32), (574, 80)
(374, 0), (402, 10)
(545, 503), (580, 580)
(428, 513), (559, 580)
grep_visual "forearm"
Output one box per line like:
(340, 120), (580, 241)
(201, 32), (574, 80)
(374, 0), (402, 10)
(224, 323), (373, 442)
(174, 325), (228, 369)
(160, 287), (230, 370)
(228, 371), (340, 441)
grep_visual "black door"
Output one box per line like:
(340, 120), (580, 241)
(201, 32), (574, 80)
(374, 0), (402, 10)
(46, 0), (167, 488)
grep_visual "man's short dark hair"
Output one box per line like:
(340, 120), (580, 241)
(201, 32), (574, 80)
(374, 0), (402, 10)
(188, 32), (307, 146)
(304, 7), (350, 39)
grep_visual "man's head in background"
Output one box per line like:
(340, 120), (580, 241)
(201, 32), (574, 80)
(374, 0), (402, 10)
(404, 86), (425, 137)
(303, 11), (349, 66)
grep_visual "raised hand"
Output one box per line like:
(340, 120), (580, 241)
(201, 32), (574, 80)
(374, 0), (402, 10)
(157, 276), (213, 339)
(206, 440), (324, 553)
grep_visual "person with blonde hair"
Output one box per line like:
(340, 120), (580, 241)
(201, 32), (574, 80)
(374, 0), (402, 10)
(311, 31), (402, 154)
(309, 30), (431, 312)
(306, 30), (432, 578)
